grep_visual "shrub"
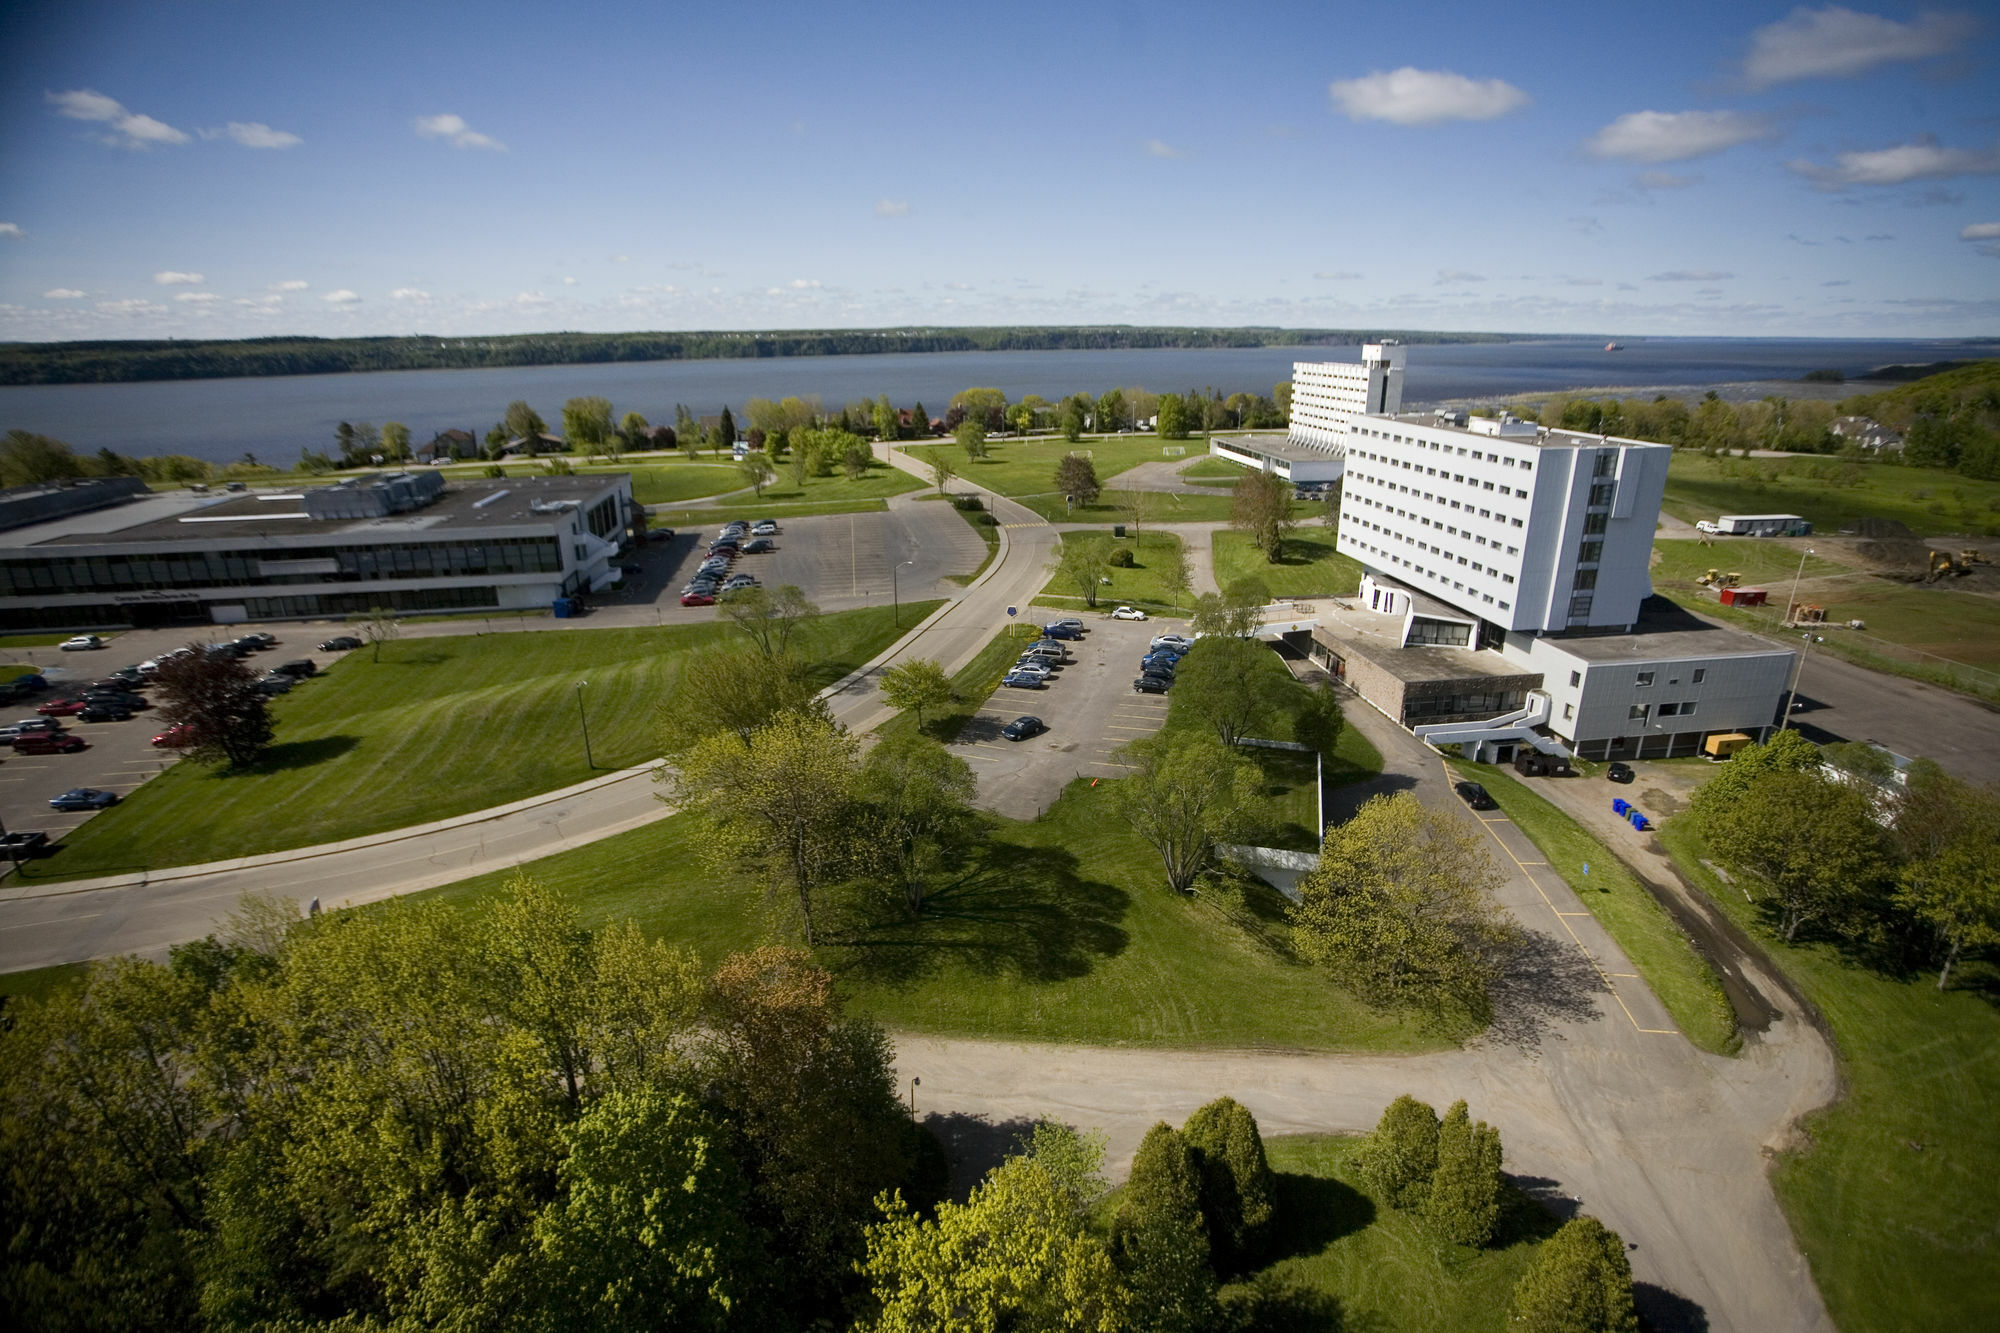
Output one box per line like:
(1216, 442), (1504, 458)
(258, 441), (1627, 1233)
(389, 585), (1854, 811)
(1182, 1096), (1275, 1271)
(1363, 1095), (1439, 1210)
(1108, 547), (1137, 568)
(1424, 1100), (1503, 1247)
(1510, 1216), (1639, 1332)
(1112, 1123), (1218, 1333)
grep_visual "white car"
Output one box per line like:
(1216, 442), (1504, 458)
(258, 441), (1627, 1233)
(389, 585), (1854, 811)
(59, 635), (104, 652)
(1111, 606), (1148, 621)
(1695, 520), (1720, 535)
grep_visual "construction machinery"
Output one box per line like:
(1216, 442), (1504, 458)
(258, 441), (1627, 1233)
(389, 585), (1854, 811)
(1926, 549), (1989, 581)
(1696, 568), (1742, 589)
(1790, 603), (1827, 624)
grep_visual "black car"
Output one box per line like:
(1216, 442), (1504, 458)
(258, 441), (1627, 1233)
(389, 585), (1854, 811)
(1133, 674), (1171, 694)
(1605, 762), (1635, 784)
(0, 830), (50, 859)
(1041, 624), (1083, 640)
(741, 537), (775, 554)
(49, 788), (119, 811)
(77, 705), (133, 723)
(1139, 653), (1179, 674)
(82, 690), (148, 711)
(319, 636), (363, 652)
(1454, 781), (1497, 810)
(275, 659), (317, 678)
(1000, 715), (1047, 741)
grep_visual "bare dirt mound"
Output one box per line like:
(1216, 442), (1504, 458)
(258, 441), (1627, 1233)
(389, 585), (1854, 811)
(1854, 539), (1932, 575)
(1848, 517), (1913, 539)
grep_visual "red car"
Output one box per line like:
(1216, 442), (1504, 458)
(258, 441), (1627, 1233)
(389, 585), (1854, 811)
(151, 724), (198, 749)
(14, 732), (86, 755)
(680, 590), (715, 606)
(36, 697), (87, 716)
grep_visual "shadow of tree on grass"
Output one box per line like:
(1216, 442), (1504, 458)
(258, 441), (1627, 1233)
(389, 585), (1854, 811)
(242, 734), (360, 775)
(825, 838), (1129, 989)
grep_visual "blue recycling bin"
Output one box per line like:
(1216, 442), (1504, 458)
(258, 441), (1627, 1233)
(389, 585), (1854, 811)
(1629, 811), (1650, 831)
(552, 597), (574, 618)
(1612, 798), (1630, 816)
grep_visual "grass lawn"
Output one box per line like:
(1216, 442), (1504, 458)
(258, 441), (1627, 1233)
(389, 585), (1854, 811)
(1178, 454), (1248, 481)
(1213, 530), (1364, 599)
(616, 464), (744, 505)
(1661, 452), (2000, 537)
(1658, 820), (2000, 1332)
(1, 664), (41, 683)
(1036, 531), (1189, 614)
(417, 776), (1449, 1051)
(944, 501), (1000, 586)
(874, 623), (1047, 747)
(1012, 489), (1293, 524)
(0, 633), (87, 650)
(1217, 1134), (1562, 1333)
(940, 435), (1182, 499)
(0, 960), (89, 1006)
(1456, 764), (1737, 1056)
(24, 605), (935, 882)
(1649, 538), (1849, 593)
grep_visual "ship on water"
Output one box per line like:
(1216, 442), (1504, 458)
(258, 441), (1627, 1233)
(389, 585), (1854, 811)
(1605, 340), (1623, 351)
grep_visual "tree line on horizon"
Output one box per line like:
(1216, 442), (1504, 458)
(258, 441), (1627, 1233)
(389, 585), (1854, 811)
(0, 326), (1512, 387)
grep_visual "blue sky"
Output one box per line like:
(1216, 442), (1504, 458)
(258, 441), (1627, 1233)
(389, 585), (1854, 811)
(1, 0), (1995, 341)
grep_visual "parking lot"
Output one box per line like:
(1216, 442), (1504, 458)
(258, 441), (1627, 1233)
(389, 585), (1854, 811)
(949, 616), (1177, 819)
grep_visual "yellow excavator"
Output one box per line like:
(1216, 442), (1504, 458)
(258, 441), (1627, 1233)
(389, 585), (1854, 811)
(1696, 568), (1742, 589)
(1926, 549), (1989, 581)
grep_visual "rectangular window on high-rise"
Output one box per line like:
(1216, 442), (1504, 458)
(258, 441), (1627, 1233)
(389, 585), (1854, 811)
(1589, 484), (1615, 506)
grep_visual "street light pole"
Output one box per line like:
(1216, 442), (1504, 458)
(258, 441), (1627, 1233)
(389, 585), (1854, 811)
(892, 558), (916, 627)
(575, 680), (593, 769)
(1777, 546), (1816, 733)
(908, 1075), (920, 1115)
(1783, 545), (1815, 628)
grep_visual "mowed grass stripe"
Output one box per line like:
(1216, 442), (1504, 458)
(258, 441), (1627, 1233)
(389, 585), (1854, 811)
(23, 605), (934, 881)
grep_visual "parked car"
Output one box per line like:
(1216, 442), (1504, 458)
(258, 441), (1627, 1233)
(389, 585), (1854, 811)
(1001, 671), (1047, 690)
(1150, 634), (1193, 652)
(60, 635), (104, 651)
(0, 830), (51, 859)
(751, 520), (779, 536)
(1001, 715), (1047, 741)
(1138, 655), (1179, 677)
(1454, 781), (1496, 810)
(152, 724), (198, 748)
(1019, 646), (1064, 666)
(255, 675), (294, 695)
(741, 537), (775, 554)
(1049, 618), (1086, 633)
(1605, 762), (1635, 784)
(0, 674), (48, 701)
(1, 718), (63, 739)
(103, 668), (147, 687)
(318, 635), (363, 652)
(647, 527), (676, 542)
(722, 574), (759, 591)
(1008, 661), (1053, 681)
(680, 590), (716, 606)
(14, 732), (86, 755)
(1112, 606), (1148, 621)
(37, 698), (88, 716)
(274, 659), (317, 678)
(233, 634), (273, 652)
(77, 705), (133, 723)
(1042, 624), (1083, 641)
(82, 690), (148, 710)
(1132, 674), (1171, 694)
(49, 788), (120, 811)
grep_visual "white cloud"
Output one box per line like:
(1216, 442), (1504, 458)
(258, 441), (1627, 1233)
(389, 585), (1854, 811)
(562, 276), (578, 286)
(273, 280), (309, 292)
(1649, 269), (1735, 281)
(1789, 138), (2000, 189)
(1962, 222), (2000, 240)
(515, 291), (550, 306)
(413, 113), (506, 151)
(95, 298), (165, 316)
(1143, 138), (1187, 158)
(153, 271), (204, 285)
(204, 121), (302, 149)
(0, 223), (23, 239)
(612, 254), (630, 263)
(48, 88), (189, 148)
(174, 291), (217, 303)
(1436, 268), (1487, 283)
(1586, 110), (1773, 162)
(1744, 6), (1978, 89)
(1327, 67), (1528, 125)
(321, 289), (360, 305)
(1637, 171), (1700, 190)
(1313, 270), (1362, 280)
(790, 278), (821, 289)
(875, 198), (910, 217)
(43, 288), (84, 299)
(390, 288), (431, 302)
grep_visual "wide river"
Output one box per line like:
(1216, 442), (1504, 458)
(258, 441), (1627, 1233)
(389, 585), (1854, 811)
(1, 336), (1988, 467)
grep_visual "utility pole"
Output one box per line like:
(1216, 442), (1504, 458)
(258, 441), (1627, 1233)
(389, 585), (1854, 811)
(575, 680), (593, 769)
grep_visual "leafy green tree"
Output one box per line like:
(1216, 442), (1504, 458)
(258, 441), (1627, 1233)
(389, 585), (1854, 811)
(1688, 729), (1823, 822)
(910, 402), (930, 437)
(718, 583), (820, 657)
(0, 429), (87, 486)
(504, 399), (547, 443)
(1189, 580), (1264, 639)
(843, 440), (871, 480)
(379, 420), (411, 462)
(1049, 533), (1110, 608)
(1509, 1216), (1639, 1333)
(1292, 684), (1346, 759)
(1181, 1096), (1275, 1272)
(738, 453), (777, 497)
(1425, 1100), (1503, 1247)
(1008, 403), (1035, 436)
(1231, 470), (1297, 562)
(1364, 1095), (1440, 1210)
(1095, 389), (1129, 434)
(1111, 1123), (1218, 1333)
(860, 732), (978, 918)
(617, 410), (648, 455)
(718, 405), (738, 450)
(1292, 793), (1515, 1019)
(956, 419), (989, 461)
(1702, 768), (1889, 942)
(669, 713), (859, 944)
(858, 1148), (1128, 1332)
(1061, 398), (1087, 442)
(920, 447), (957, 496)
(878, 658), (954, 731)
(873, 395), (899, 441)
(657, 648), (819, 752)
(1055, 452), (1101, 505)
(525, 1090), (763, 1332)
(1157, 539), (1195, 610)
(152, 646), (274, 768)
(1895, 840), (2000, 991)
(1171, 637), (1286, 748)
(1156, 393), (1190, 440)
(1111, 732), (1258, 895)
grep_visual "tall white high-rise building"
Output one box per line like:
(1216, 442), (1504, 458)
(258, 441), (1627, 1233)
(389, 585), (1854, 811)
(1289, 343), (1406, 451)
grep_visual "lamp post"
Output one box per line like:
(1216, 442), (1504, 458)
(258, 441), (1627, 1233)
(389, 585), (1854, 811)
(892, 557), (916, 626)
(908, 1075), (920, 1115)
(575, 680), (593, 769)
(1783, 545), (1815, 628)
(1778, 546), (1816, 732)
